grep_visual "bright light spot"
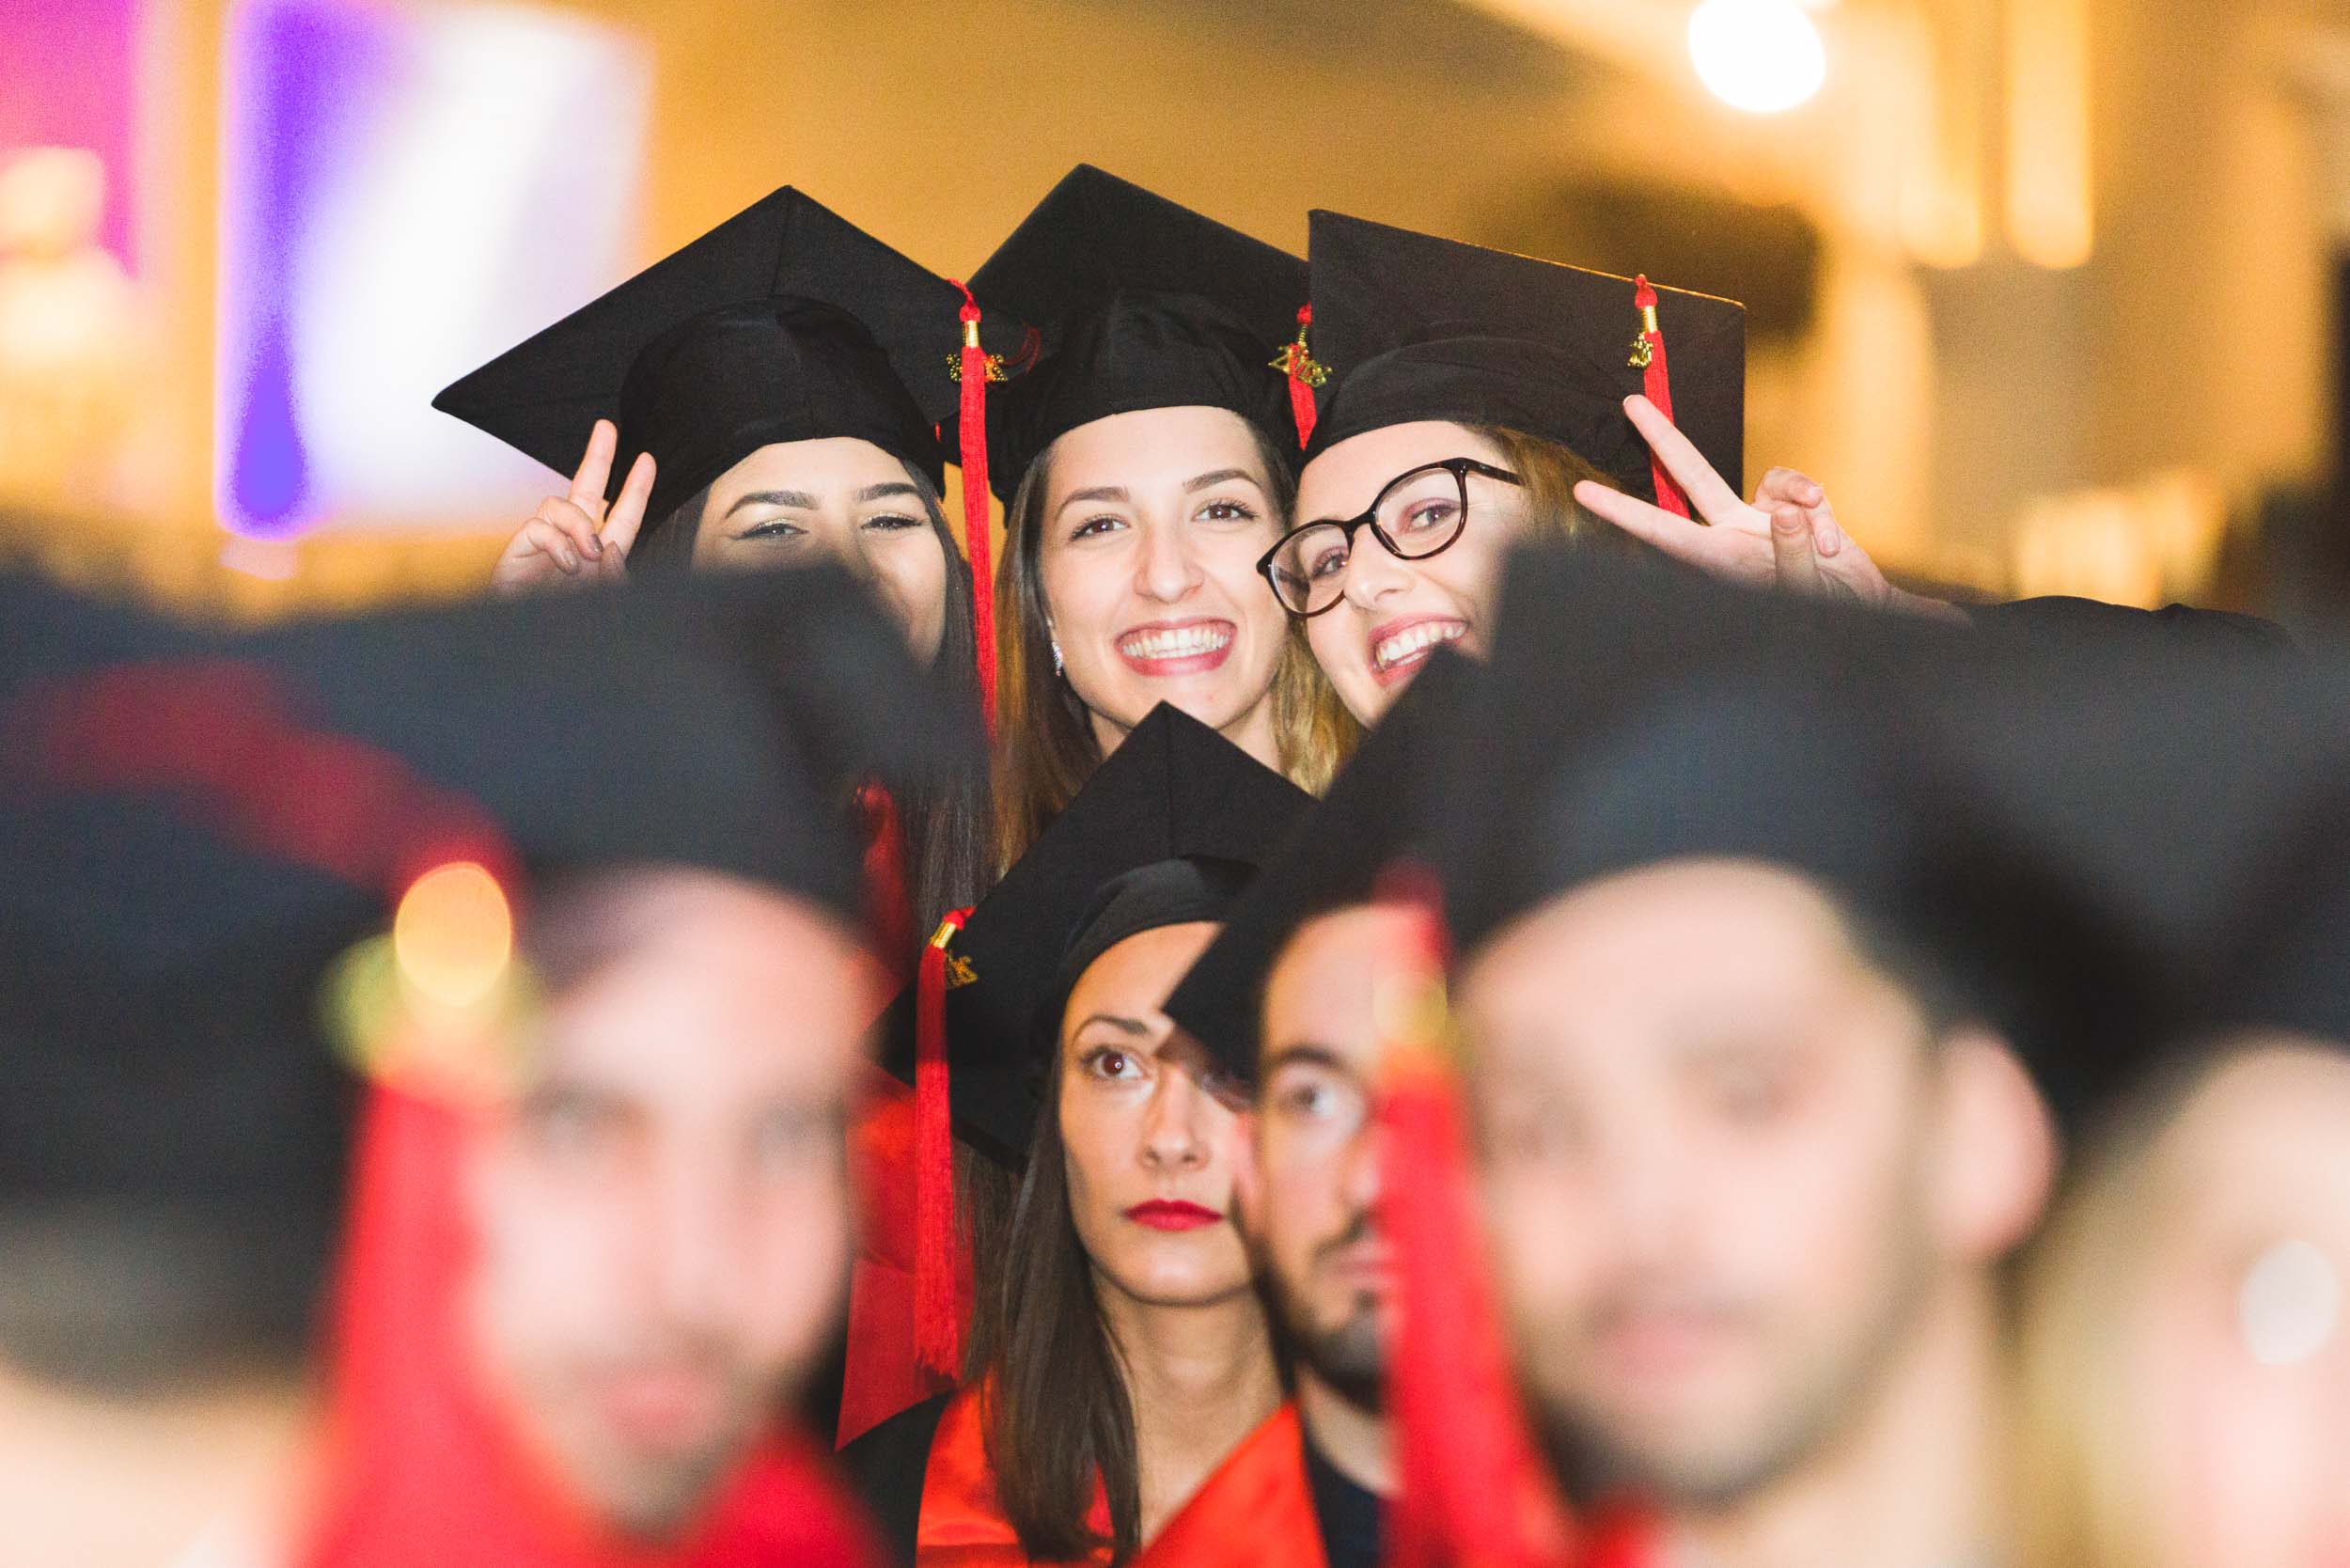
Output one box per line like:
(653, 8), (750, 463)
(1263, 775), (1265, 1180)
(393, 861), (512, 1009)
(2238, 1238), (2341, 1368)
(1687, 0), (1827, 115)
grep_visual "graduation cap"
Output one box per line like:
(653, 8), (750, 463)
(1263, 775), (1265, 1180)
(1303, 210), (1746, 515)
(964, 165), (1311, 499)
(1164, 648), (1480, 1082)
(1437, 543), (2174, 1133)
(433, 186), (1016, 546)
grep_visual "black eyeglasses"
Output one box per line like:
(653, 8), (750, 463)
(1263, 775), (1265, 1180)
(1258, 458), (1525, 618)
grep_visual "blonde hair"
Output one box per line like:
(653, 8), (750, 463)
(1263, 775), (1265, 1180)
(991, 421), (1353, 864)
(1470, 424), (1628, 549)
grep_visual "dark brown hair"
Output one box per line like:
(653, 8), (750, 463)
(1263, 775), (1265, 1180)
(964, 1061), (1142, 1562)
(991, 419), (1355, 863)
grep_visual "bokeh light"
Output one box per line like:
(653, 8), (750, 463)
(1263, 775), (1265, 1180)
(392, 859), (511, 1009)
(2238, 1237), (2342, 1369)
(1687, 0), (1828, 116)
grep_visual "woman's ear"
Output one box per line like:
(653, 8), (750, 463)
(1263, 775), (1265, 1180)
(1929, 1027), (2060, 1264)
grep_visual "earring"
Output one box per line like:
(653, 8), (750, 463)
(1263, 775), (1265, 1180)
(1050, 638), (1064, 677)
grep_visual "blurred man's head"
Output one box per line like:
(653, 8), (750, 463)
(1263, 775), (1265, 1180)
(1244, 903), (1405, 1409)
(462, 866), (878, 1544)
(1459, 858), (2055, 1508)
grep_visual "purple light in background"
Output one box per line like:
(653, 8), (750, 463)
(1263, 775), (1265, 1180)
(216, 0), (404, 538)
(0, 0), (142, 271)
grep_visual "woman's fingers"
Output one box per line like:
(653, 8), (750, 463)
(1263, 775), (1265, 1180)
(1755, 466), (1845, 558)
(568, 419), (618, 520)
(1768, 504), (1827, 595)
(531, 495), (605, 562)
(1622, 395), (1748, 525)
(600, 450), (655, 558)
(1574, 479), (1720, 564)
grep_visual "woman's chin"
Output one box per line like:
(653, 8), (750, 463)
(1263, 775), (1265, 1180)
(1097, 1253), (1255, 1310)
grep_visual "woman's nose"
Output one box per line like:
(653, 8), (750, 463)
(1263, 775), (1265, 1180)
(1136, 519), (1204, 604)
(1140, 1074), (1209, 1170)
(1340, 536), (1416, 611)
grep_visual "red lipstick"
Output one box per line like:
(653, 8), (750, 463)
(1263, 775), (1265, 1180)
(1125, 1199), (1222, 1231)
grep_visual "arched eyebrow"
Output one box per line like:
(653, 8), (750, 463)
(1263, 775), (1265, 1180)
(1069, 1012), (1152, 1040)
(854, 481), (922, 504)
(1056, 484), (1132, 520)
(1183, 468), (1260, 493)
(724, 489), (819, 517)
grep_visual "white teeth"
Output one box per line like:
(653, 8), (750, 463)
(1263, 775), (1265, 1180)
(1372, 620), (1466, 672)
(1120, 624), (1233, 662)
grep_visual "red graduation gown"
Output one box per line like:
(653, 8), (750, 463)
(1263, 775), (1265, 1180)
(1131, 1403), (1328, 1568)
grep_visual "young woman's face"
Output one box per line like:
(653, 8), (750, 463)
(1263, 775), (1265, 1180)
(1035, 406), (1290, 761)
(1292, 421), (1533, 726)
(1057, 920), (1257, 1311)
(691, 437), (949, 665)
(2126, 1043), (2350, 1568)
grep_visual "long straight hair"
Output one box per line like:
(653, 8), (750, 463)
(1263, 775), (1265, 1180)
(990, 419), (1354, 863)
(964, 1062), (1142, 1563)
(634, 458), (992, 938)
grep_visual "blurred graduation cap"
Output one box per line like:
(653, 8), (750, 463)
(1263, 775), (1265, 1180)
(0, 567), (966, 1388)
(1164, 649), (1481, 1082)
(433, 186), (1017, 539)
(882, 700), (1313, 1167)
(1436, 543), (2193, 1135)
(1304, 209), (1745, 512)
(964, 165), (1311, 498)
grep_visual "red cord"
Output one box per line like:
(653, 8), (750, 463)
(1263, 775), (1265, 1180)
(1633, 275), (1691, 521)
(913, 907), (974, 1383)
(948, 282), (997, 732)
(1287, 303), (1318, 450)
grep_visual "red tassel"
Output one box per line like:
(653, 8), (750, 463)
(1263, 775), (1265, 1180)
(1631, 275), (1690, 521)
(1286, 303), (1319, 451)
(948, 282), (998, 734)
(914, 907), (974, 1384)
(1377, 870), (1582, 1568)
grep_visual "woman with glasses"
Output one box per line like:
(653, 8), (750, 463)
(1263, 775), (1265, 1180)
(1266, 211), (1938, 726)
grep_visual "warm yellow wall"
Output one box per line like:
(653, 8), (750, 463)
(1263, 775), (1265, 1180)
(8, 0), (2343, 615)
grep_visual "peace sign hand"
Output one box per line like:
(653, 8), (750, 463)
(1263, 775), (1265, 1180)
(489, 419), (656, 596)
(1572, 396), (1963, 620)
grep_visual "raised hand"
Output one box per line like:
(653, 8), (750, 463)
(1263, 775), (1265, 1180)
(489, 419), (656, 596)
(1572, 396), (1962, 620)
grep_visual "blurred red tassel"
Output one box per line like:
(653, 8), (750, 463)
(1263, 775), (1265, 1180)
(949, 281), (998, 732)
(1377, 870), (1585, 1568)
(1631, 276), (1690, 521)
(913, 907), (974, 1384)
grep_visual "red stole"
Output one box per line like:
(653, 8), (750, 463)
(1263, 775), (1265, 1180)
(913, 1381), (1113, 1567)
(1132, 1403), (1326, 1568)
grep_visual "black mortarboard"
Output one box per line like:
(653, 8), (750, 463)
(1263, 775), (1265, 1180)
(1303, 210), (1746, 507)
(964, 165), (1308, 500)
(1438, 544), (2179, 1133)
(880, 701), (1311, 1167)
(0, 564), (964, 1213)
(433, 187), (1009, 532)
(1164, 649), (1481, 1081)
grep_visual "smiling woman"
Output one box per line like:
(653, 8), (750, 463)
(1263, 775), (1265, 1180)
(964, 167), (1351, 860)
